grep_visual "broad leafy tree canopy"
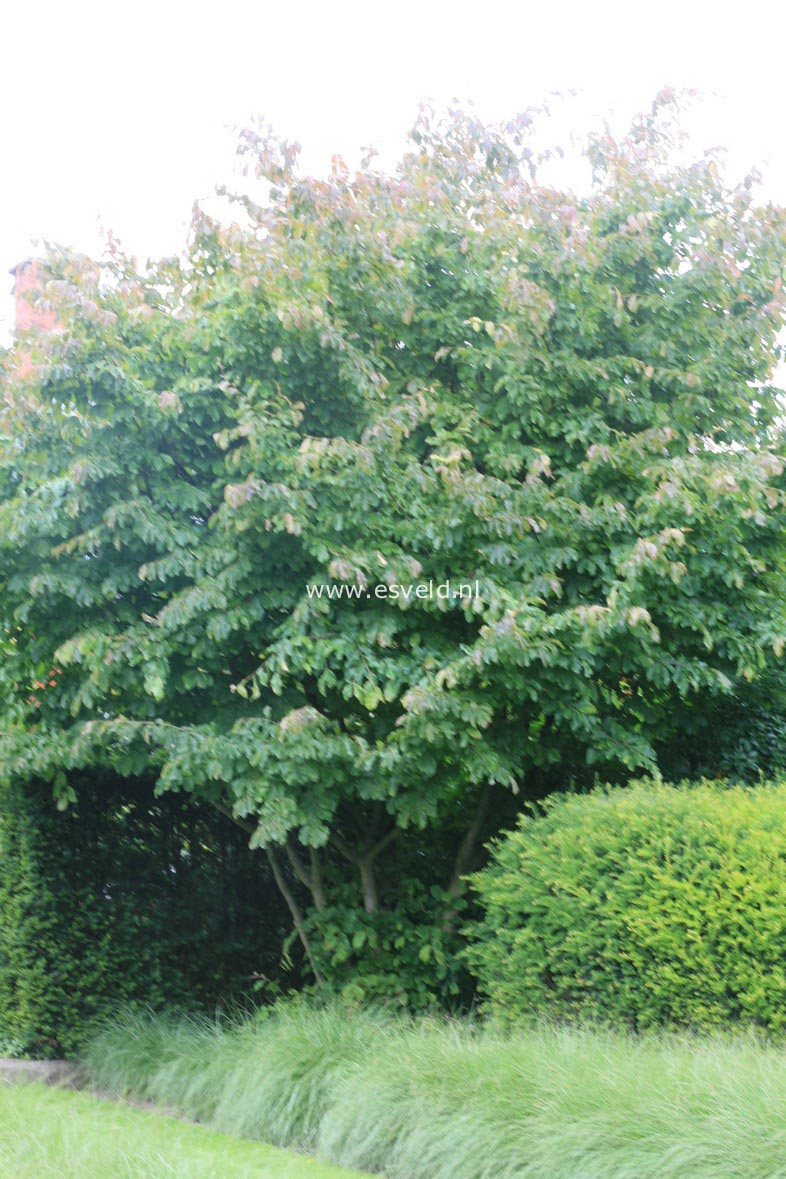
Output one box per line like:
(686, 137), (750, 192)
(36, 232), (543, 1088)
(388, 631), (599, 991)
(1, 94), (786, 991)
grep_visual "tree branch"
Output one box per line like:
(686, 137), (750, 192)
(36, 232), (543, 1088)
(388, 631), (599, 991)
(442, 782), (494, 932)
(330, 830), (360, 864)
(447, 782), (493, 897)
(331, 824), (398, 864)
(267, 846), (325, 985)
(285, 837), (314, 891)
(309, 847), (328, 913)
(210, 799), (256, 837)
(209, 801), (325, 982)
(368, 825), (398, 861)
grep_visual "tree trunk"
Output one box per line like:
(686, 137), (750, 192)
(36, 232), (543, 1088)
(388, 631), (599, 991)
(358, 856), (379, 913)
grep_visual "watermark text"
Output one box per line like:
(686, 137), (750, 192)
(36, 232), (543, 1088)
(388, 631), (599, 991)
(306, 579), (481, 603)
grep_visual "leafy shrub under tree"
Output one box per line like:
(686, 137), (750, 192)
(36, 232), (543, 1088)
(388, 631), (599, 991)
(466, 779), (786, 1032)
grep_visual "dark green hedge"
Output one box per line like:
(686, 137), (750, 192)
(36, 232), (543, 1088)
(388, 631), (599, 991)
(466, 780), (786, 1033)
(0, 774), (289, 1056)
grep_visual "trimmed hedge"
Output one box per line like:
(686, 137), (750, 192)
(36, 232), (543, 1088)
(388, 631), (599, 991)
(466, 780), (786, 1032)
(0, 774), (289, 1057)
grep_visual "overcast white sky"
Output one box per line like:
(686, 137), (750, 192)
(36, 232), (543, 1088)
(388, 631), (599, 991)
(2, 0), (786, 339)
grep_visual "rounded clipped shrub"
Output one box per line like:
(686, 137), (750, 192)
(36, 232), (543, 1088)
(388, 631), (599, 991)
(465, 780), (786, 1032)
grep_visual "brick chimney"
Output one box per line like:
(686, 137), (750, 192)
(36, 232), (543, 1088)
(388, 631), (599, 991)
(10, 259), (57, 336)
(8, 260), (58, 380)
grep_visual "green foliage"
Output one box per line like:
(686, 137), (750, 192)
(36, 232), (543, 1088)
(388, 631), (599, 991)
(467, 779), (786, 1032)
(302, 876), (469, 1009)
(2, 95), (786, 999)
(0, 775), (289, 1057)
(656, 670), (786, 782)
(84, 1002), (786, 1178)
(0, 1083), (365, 1178)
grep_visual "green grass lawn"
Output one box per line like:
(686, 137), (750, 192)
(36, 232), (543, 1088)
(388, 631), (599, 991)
(0, 1082), (373, 1178)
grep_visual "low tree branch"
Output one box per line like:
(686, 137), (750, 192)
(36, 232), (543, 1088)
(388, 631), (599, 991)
(210, 799), (256, 837)
(442, 782), (494, 933)
(330, 830), (360, 865)
(368, 825), (398, 861)
(267, 846), (325, 985)
(446, 782), (493, 898)
(309, 847), (328, 912)
(285, 837), (314, 891)
(209, 801), (325, 982)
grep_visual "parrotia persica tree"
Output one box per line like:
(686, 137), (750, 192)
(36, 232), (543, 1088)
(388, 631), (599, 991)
(2, 93), (786, 1003)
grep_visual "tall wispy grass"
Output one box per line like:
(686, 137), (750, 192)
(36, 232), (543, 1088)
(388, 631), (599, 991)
(82, 1002), (786, 1178)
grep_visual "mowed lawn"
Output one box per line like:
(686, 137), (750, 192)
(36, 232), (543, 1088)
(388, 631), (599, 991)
(0, 1083), (373, 1178)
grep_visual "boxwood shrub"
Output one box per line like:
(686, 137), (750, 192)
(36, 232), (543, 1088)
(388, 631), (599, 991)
(466, 779), (786, 1032)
